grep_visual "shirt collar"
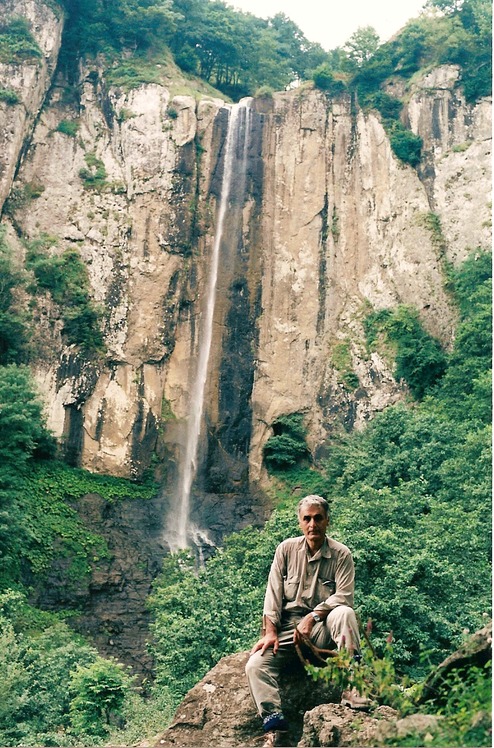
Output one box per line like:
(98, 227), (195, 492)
(303, 536), (332, 560)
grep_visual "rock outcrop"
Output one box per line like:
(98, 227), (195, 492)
(151, 651), (341, 747)
(0, 0), (64, 207)
(151, 625), (492, 747)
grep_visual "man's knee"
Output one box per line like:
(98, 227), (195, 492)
(327, 605), (357, 625)
(245, 650), (268, 679)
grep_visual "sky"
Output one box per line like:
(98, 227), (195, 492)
(230, 0), (428, 51)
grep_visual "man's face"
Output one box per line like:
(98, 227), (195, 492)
(298, 504), (329, 548)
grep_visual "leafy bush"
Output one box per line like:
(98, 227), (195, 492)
(364, 305), (447, 399)
(388, 122), (423, 166)
(417, 662), (492, 747)
(0, 229), (31, 365)
(79, 151), (108, 191)
(56, 119), (80, 137)
(263, 413), (310, 470)
(313, 64), (347, 94)
(0, 88), (20, 105)
(0, 16), (42, 63)
(26, 238), (105, 352)
(331, 340), (360, 391)
(0, 590), (135, 747)
(69, 659), (133, 738)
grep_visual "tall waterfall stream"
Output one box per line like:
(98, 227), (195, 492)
(166, 100), (253, 552)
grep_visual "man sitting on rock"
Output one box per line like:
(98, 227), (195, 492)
(245, 494), (369, 747)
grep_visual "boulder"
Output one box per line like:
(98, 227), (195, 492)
(420, 621), (492, 703)
(153, 651), (340, 747)
(298, 704), (398, 747)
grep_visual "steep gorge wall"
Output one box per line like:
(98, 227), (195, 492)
(0, 0), (491, 539)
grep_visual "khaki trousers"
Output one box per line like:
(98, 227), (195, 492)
(245, 605), (360, 719)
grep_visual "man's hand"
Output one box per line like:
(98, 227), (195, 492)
(293, 613), (315, 645)
(250, 631), (279, 656)
(250, 617), (279, 655)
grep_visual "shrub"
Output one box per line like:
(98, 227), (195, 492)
(56, 119), (79, 137)
(0, 16), (42, 63)
(388, 122), (423, 166)
(263, 413), (310, 470)
(79, 152), (108, 191)
(0, 88), (20, 105)
(313, 64), (347, 94)
(365, 305), (447, 399)
(0, 229), (31, 364)
(331, 341), (360, 391)
(69, 659), (133, 738)
(26, 238), (105, 352)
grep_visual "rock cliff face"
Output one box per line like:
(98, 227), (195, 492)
(0, 1), (491, 541)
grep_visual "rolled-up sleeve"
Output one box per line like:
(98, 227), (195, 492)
(316, 550), (354, 611)
(262, 544), (285, 629)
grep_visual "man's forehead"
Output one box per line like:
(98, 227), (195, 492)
(299, 507), (327, 519)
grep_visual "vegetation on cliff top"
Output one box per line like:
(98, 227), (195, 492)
(50, 0), (491, 106)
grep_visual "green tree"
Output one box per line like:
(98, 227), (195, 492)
(263, 413), (310, 470)
(0, 365), (55, 588)
(344, 25), (381, 69)
(0, 229), (30, 365)
(69, 659), (133, 738)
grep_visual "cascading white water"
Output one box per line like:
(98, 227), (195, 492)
(166, 100), (253, 551)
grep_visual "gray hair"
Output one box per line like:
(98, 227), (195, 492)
(297, 495), (329, 518)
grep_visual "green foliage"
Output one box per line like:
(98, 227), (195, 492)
(418, 211), (447, 255)
(331, 340), (360, 391)
(106, 688), (175, 746)
(0, 413), (156, 591)
(344, 25), (381, 69)
(388, 123), (423, 166)
(0, 16), (42, 63)
(0, 365), (56, 587)
(69, 659), (133, 738)
(309, 637), (414, 712)
(0, 589), (135, 747)
(0, 229), (31, 365)
(16, 460), (156, 585)
(26, 237), (105, 352)
(437, 250), (492, 421)
(0, 87), (20, 105)
(312, 64), (347, 94)
(416, 662), (492, 747)
(263, 412), (310, 470)
(365, 305), (447, 399)
(56, 119), (80, 137)
(4, 182), (45, 216)
(78, 151), (109, 191)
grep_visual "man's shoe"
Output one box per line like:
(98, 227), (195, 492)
(262, 729), (289, 747)
(340, 687), (371, 710)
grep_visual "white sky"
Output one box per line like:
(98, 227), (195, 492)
(230, 0), (428, 51)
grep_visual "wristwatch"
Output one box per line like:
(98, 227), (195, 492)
(311, 611), (322, 622)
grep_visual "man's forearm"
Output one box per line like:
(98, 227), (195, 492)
(263, 615), (278, 636)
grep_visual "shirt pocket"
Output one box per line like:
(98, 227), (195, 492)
(317, 577), (336, 601)
(283, 575), (300, 602)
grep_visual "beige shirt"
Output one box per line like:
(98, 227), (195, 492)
(263, 535), (355, 629)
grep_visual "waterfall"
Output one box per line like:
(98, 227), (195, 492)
(166, 99), (253, 552)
